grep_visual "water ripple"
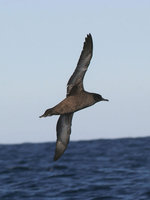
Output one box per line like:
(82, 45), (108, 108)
(0, 137), (150, 199)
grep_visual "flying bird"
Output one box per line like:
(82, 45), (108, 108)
(40, 34), (108, 161)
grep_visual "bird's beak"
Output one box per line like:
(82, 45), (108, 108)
(102, 98), (109, 101)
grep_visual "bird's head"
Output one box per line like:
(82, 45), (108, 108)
(93, 93), (109, 102)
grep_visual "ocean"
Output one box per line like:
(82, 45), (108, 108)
(0, 137), (150, 200)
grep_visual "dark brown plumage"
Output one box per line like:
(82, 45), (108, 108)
(40, 34), (108, 161)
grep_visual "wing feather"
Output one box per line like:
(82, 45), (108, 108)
(54, 113), (73, 161)
(67, 34), (93, 96)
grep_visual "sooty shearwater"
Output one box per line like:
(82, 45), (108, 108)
(40, 34), (108, 161)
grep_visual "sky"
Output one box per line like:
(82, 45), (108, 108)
(0, 0), (150, 144)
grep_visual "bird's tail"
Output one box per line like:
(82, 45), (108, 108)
(39, 108), (53, 118)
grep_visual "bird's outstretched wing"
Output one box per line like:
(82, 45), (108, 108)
(54, 113), (73, 161)
(67, 34), (93, 96)
(54, 34), (93, 160)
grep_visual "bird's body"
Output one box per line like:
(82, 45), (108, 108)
(42, 91), (98, 116)
(40, 34), (108, 161)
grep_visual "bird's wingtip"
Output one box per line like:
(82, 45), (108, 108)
(87, 33), (92, 38)
(53, 155), (59, 161)
(53, 141), (66, 161)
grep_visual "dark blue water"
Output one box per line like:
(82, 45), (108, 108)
(0, 137), (150, 200)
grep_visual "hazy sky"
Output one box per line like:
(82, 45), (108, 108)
(1, 0), (150, 144)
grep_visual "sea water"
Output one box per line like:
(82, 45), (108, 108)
(0, 137), (150, 200)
